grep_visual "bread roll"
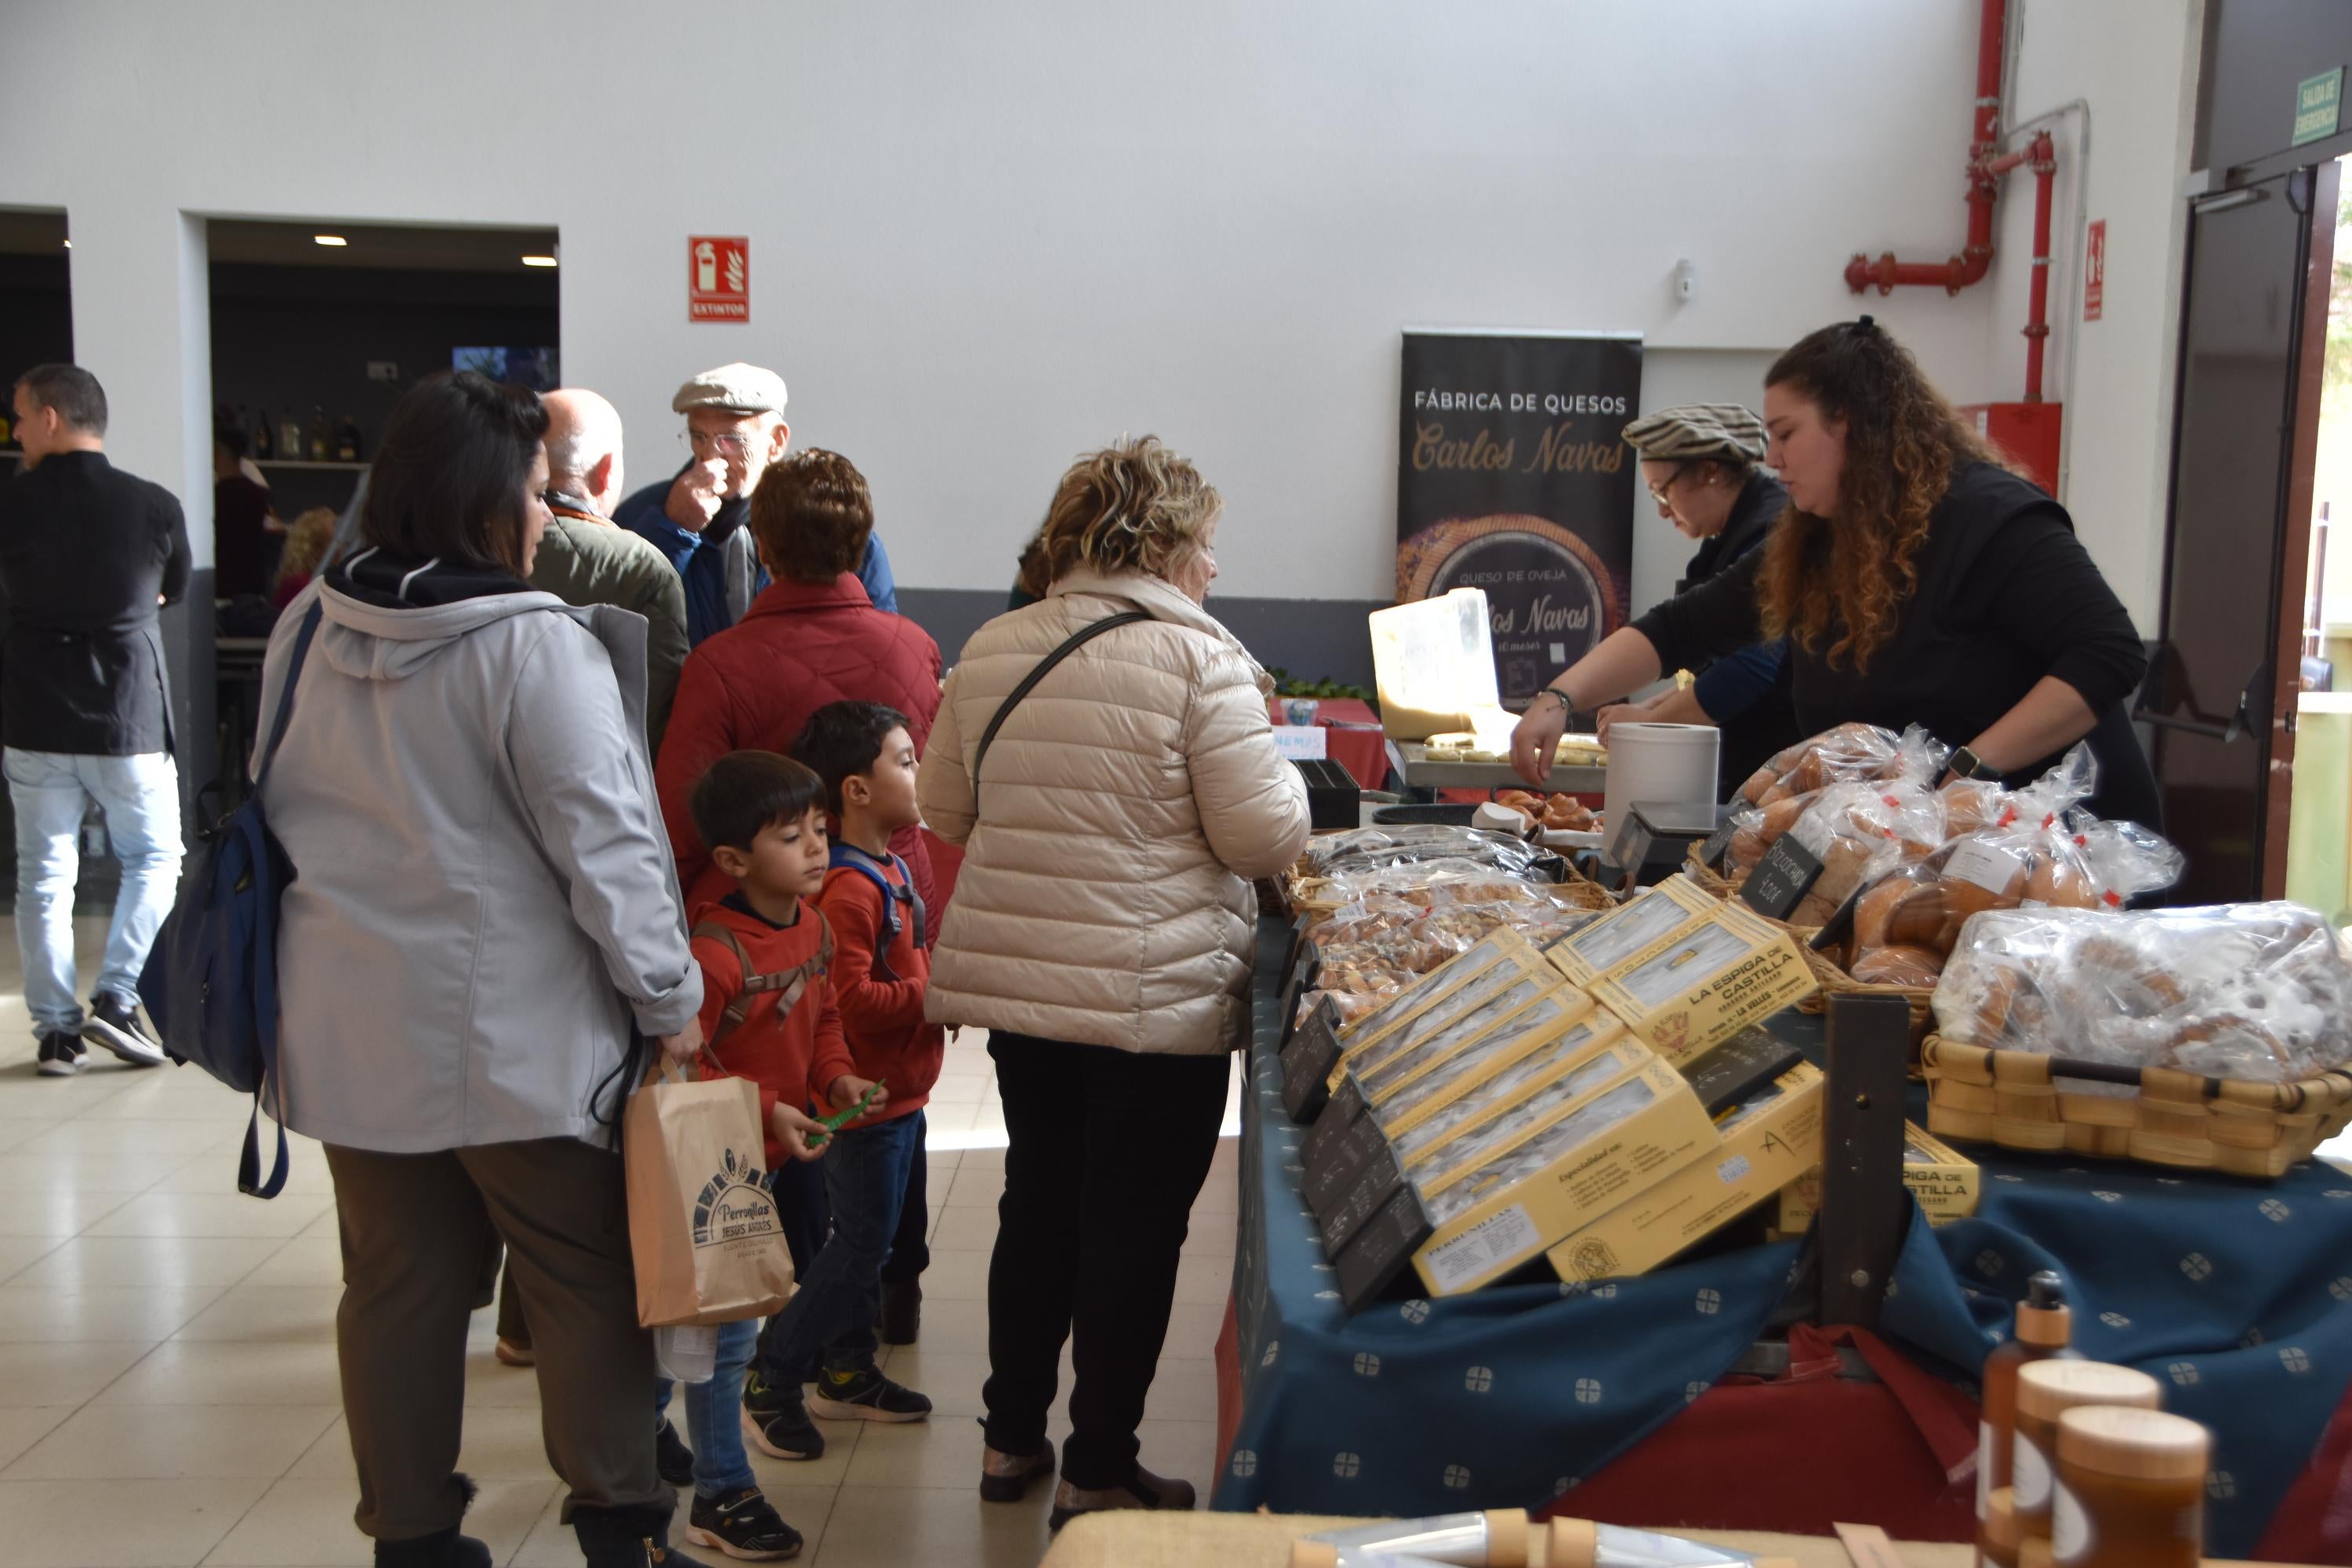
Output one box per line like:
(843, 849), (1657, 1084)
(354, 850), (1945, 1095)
(1851, 946), (1944, 987)
(2027, 855), (2100, 909)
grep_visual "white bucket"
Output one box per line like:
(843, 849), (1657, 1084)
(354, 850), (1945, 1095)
(1601, 723), (1722, 847)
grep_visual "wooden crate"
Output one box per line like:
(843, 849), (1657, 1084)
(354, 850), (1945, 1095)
(1921, 1036), (2352, 1179)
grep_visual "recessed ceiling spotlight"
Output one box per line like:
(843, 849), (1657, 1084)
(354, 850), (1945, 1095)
(521, 254), (558, 267)
(313, 234), (347, 247)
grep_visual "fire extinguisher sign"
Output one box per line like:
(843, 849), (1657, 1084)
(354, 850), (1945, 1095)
(688, 236), (750, 322)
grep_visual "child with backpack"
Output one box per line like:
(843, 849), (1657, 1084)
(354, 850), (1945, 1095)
(660, 750), (880, 1563)
(742, 702), (943, 1461)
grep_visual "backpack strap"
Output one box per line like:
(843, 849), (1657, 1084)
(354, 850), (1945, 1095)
(253, 603), (325, 793)
(972, 611), (1150, 782)
(828, 844), (927, 971)
(693, 910), (837, 1051)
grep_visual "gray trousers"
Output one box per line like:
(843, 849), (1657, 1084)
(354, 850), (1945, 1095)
(325, 1137), (667, 1541)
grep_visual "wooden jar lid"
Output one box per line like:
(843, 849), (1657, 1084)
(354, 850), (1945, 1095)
(2058, 1405), (2211, 1481)
(2016, 1359), (2162, 1421)
(1984, 1485), (2022, 1549)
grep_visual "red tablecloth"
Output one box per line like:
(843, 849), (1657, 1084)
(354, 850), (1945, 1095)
(1267, 697), (1391, 790)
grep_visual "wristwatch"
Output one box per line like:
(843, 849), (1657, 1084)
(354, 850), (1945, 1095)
(1948, 746), (2002, 782)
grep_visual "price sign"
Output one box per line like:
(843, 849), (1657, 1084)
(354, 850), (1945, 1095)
(1697, 814), (1744, 871)
(1301, 1077), (1370, 1171)
(1276, 941), (1321, 1047)
(1336, 1186), (1436, 1312)
(1738, 834), (1825, 922)
(1280, 997), (1344, 1122)
(1319, 1146), (1404, 1257)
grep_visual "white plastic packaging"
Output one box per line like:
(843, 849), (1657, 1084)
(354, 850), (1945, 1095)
(654, 1323), (718, 1385)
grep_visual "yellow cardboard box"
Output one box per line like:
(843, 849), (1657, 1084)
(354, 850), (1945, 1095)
(1336, 945), (1559, 1090)
(1584, 900), (1817, 1069)
(1546, 1061), (1825, 1283)
(1775, 1120), (1981, 1234)
(1338, 928), (1526, 1054)
(1408, 1052), (1723, 1297)
(1392, 1026), (1640, 1170)
(1358, 982), (1595, 1111)
(1546, 875), (1720, 987)
(1381, 1011), (1624, 1142)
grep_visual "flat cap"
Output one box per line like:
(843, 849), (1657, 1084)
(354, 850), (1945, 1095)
(1620, 403), (1766, 465)
(672, 362), (788, 416)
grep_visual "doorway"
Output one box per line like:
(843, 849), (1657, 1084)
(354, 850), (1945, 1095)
(2143, 159), (2343, 906)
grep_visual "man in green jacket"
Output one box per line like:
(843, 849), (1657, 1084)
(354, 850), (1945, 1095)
(532, 387), (689, 751)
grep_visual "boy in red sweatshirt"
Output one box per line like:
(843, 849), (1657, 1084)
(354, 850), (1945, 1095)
(659, 750), (878, 1562)
(742, 702), (942, 1462)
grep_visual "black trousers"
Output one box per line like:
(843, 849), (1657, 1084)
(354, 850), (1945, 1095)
(980, 1032), (1228, 1489)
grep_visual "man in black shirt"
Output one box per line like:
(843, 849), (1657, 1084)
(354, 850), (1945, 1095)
(1, 365), (189, 1076)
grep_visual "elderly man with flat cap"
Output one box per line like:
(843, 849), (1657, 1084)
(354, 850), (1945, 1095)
(615, 362), (896, 645)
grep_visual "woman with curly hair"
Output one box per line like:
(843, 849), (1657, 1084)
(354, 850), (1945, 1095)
(1512, 317), (2158, 828)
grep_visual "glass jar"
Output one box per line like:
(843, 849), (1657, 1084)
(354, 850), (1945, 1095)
(2052, 1406), (2209, 1568)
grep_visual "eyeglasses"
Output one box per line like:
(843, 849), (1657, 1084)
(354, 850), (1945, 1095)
(680, 428), (757, 457)
(1646, 464), (1691, 506)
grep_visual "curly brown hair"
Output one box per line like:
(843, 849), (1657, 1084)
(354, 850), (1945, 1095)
(1036, 435), (1220, 586)
(1757, 320), (2008, 671)
(750, 448), (873, 584)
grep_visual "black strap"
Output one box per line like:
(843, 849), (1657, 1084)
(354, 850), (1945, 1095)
(973, 612), (1149, 782)
(254, 603), (325, 792)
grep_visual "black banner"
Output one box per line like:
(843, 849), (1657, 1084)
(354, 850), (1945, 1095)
(1396, 332), (1642, 707)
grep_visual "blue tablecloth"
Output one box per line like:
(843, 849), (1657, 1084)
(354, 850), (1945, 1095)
(1215, 923), (2352, 1556)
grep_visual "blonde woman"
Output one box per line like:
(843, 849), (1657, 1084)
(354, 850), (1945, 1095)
(919, 435), (1311, 1526)
(270, 506), (339, 608)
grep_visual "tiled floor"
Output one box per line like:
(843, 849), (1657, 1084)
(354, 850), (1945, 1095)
(0, 917), (1241, 1566)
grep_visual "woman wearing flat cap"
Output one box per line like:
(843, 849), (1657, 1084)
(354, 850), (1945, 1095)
(1512, 318), (2158, 829)
(1586, 401), (1799, 794)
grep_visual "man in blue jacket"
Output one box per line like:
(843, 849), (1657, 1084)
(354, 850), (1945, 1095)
(615, 362), (895, 645)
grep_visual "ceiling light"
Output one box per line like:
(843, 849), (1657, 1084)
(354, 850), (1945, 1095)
(61, 239), (71, 249)
(521, 254), (557, 267)
(313, 234), (347, 247)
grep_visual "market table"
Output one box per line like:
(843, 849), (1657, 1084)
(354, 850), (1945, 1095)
(1040, 1511), (2324, 1568)
(1216, 920), (2352, 1562)
(1268, 697), (1395, 792)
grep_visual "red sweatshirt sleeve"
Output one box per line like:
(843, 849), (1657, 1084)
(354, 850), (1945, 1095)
(808, 981), (856, 1109)
(691, 931), (779, 1130)
(816, 869), (927, 1034)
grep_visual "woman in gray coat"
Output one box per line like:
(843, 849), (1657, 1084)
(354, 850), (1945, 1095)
(258, 372), (707, 1568)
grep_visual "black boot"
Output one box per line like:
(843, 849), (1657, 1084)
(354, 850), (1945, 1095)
(878, 1278), (921, 1346)
(574, 1504), (713, 1567)
(375, 1474), (492, 1566)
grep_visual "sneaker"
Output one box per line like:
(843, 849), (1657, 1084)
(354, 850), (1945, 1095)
(684, 1487), (802, 1563)
(740, 1377), (825, 1461)
(979, 1437), (1056, 1504)
(877, 1279), (921, 1345)
(808, 1363), (931, 1424)
(494, 1337), (535, 1368)
(655, 1419), (695, 1487)
(35, 1031), (84, 1077)
(1047, 1465), (1197, 1531)
(82, 993), (166, 1068)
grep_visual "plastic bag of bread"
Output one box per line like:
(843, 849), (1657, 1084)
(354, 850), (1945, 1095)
(1303, 825), (1540, 880)
(1782, 777), (1950, 927)
(1734, 721), (1915, 808)
(1932, 902), (2352, 1082)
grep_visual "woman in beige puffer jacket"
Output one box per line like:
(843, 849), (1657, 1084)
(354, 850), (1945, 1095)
(919, 436), (1309, 1526)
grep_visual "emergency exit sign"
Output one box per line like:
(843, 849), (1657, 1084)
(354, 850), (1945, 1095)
(2293, 67), (2343, 148)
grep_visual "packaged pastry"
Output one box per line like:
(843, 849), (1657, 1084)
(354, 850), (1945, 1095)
(1302, 824), (1541, 880)
(1932, 902), (2352, 1083)
(1734, 721), (1918, 807)
(1780, 772), (1948, 927)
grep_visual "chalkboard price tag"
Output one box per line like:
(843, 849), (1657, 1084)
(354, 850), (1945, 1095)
(1276, 941), (1321, 1048)
(1319, 1146), (1403, 1258)
(1301, 1077), (1370, 1174)
(1738, 833), (1824, 921)
(1697, 815), (1743, 871)
(1280, 997), (1344, 1123)
(1334, 1185), (1436, 1312)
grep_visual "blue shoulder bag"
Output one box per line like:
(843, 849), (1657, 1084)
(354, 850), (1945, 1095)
(137, 602), (324, 1199)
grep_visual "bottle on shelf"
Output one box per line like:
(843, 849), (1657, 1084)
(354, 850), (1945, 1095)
(1976, 1271), (2078, 1567)
(309, 406), (329, 462)
(280, 414), (303, 459)
(252, 412), (273, 460)
(336, 415), (361, 463)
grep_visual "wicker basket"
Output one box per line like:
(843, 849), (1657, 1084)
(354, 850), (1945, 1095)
(1795, 946), (1936, 1066)
(1920, 1035), (2352, 1179)
(1681, 853), (1741, 900)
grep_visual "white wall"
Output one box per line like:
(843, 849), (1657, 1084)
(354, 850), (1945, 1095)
(1984, 0), (2205, 630)
(1, 0), (2020, 604)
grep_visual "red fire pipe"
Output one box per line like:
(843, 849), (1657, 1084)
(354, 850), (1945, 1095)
(1844, 0), (2011, 297)
(2021, 131), (2056, 401)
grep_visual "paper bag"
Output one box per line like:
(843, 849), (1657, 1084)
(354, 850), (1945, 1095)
(623, 1058), (795, 1327)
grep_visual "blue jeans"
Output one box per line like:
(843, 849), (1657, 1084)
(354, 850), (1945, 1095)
(653, 1315), (759, 1498)
(754, 1109), (925, 1385)
(4, 748), (183, 1036)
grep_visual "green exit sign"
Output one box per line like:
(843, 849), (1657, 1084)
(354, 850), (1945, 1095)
(2294, 67), (2343, 147)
